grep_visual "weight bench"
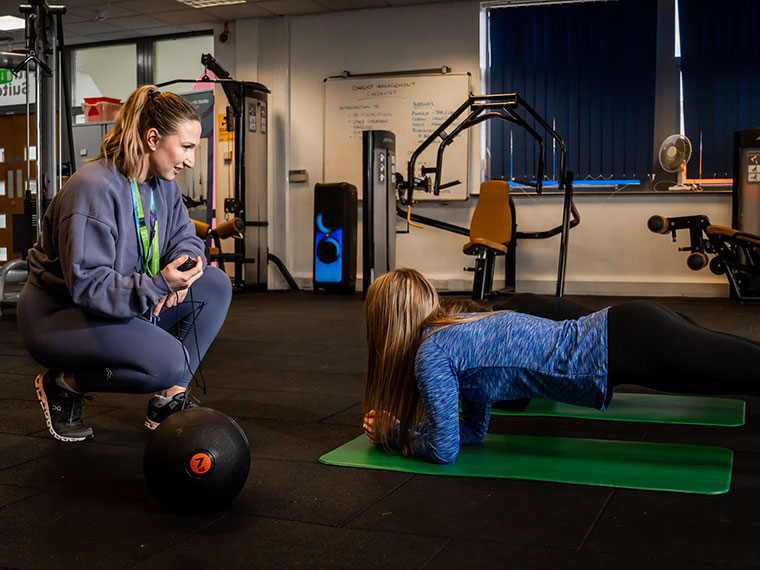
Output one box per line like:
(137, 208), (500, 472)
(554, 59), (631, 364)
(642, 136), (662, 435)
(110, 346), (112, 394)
(648, 213), (760, 301)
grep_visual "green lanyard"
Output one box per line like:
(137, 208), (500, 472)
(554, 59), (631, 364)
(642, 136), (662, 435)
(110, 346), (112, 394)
(129, 178), (159, 277)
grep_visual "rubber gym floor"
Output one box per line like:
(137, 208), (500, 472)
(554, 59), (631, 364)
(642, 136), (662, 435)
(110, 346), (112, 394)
(1, 290), (760, 569)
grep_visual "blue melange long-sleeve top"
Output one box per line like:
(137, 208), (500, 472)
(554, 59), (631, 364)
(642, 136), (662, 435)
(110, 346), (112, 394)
(410, 309), (609, 464)
(26, 159), (205, 319)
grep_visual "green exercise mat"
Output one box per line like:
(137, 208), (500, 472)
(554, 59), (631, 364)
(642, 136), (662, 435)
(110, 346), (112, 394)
(491, 393), (745, 427)
(319, 434), (733, 495)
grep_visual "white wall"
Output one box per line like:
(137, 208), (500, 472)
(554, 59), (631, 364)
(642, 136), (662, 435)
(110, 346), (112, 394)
(216, 1), (733, 297)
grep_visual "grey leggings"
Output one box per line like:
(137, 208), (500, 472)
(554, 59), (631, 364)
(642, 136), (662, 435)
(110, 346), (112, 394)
(17, 266), (232, 394)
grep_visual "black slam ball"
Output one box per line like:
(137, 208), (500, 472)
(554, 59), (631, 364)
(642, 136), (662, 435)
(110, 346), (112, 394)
(143, 407), (250, 510)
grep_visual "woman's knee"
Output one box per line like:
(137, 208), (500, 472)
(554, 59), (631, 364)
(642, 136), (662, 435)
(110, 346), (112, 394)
(195, 265), (232, 307)
(150, 347), (191, 389)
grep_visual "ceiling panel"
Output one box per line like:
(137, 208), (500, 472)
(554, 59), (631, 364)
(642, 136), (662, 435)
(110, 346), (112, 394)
(386, 0), (455, 5)
(131, 24), (196, 35)
(257, 0), (333, 16)
(316, 0), (389, 10)
(0, 0), (470, 46)
(64, 20), (123, 35)
(152, 8), (220, 24)
(70, 30), (137, 41)
(105, 13), (177, 29)
(178, 21), (219, 31)
(111, 0), (196, 15)
(66, 5), (140, 20)
(197, 3), (275, 19)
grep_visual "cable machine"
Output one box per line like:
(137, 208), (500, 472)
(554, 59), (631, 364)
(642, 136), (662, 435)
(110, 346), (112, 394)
(158, 54), (296, 291)
(394, 92), (580, 297)
(0, 0), (75, 307)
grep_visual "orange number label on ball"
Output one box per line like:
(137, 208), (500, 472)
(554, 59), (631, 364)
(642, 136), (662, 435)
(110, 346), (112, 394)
(189, 452), (212, 475)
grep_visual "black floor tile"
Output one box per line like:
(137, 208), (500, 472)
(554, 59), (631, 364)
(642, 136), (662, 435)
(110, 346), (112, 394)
(582, 453), (760, 566)
(237, 457), (412, 526)
(0, 486), (225, 570)
(0, 375), (38, 401)
(2, 354), (41, 375)
(238, 417), (362, 463)
(208, 389), (360, 423)
(200, 361), (364, 397)
(421, 539), (521, 570)
(427, 541), (739, 570)
(129, 515), (447, 570)
(0, 483), (42, 508)
(202, 343), (365, 378)
(321, 401), (364, 426)
(643, 413), (760, 454)
(0, 440), (149, 493)
(349, 474), (614, 549)
(0, 433), (61, 472)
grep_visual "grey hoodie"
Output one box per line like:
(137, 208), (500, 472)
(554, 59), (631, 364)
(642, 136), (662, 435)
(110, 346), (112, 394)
(27, 159), (206, 318)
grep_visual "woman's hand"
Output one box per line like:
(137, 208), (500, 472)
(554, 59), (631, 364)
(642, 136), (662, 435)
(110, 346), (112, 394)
(363, 409), (398, 445)
(161, 255), (203, 292)
(363, 410), (378, 444)
(152, 289), (189, 317)
(154, 256), (202, 317)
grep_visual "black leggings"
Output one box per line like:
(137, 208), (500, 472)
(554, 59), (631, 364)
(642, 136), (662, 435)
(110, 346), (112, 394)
(608, 300), (760, 396)
(494, 294), (760, 401)
(492, 293), (595, 321)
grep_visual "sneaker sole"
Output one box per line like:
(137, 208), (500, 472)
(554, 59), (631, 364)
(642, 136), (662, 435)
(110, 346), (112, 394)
(144, 417), (160, 431)
(34, 372), (92, 443)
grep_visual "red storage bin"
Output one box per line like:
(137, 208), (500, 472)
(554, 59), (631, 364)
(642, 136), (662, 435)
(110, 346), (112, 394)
(83, 97), (122, 122)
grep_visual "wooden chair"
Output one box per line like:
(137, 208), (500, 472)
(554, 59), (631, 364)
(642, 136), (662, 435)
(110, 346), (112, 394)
(463, 180), (513, 300)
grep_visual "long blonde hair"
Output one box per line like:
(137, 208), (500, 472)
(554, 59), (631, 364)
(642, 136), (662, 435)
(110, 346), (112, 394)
(92, 85), (200, 179)
(363, 268), (495, 457)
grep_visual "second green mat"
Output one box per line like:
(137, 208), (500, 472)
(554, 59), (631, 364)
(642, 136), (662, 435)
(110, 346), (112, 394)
(491, 393), (745, 427)
(319, 434), (734, 495)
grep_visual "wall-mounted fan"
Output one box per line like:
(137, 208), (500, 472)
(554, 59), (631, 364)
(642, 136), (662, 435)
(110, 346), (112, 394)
(659, 134), (692, 191)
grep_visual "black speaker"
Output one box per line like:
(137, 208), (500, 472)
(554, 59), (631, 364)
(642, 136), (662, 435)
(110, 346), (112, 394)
(313, 182), (357, 292)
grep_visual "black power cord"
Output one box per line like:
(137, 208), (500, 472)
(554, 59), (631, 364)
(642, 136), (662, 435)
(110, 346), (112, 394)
(173, 287), (208, 395)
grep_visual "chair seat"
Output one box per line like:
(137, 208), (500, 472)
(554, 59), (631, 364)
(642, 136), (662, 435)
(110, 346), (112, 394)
(463, 237), (508, 255)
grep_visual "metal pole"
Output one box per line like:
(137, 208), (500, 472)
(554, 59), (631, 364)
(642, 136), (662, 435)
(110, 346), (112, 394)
(54, 15), (61, 194)
(35, 57), (42, 237)
(555, 171), (574, 297)
(25, 70), (30, 202)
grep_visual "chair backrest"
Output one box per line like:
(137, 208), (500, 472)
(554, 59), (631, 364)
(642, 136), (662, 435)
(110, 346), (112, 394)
(470, 180), (512, 244)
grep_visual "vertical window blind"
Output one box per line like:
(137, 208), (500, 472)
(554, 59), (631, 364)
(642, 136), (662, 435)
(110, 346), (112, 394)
(679, 0), (760, 178)
(488, 0), (658, 183)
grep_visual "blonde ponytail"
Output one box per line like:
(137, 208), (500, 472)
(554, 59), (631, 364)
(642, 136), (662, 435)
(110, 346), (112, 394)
(93, 85), (200, 179)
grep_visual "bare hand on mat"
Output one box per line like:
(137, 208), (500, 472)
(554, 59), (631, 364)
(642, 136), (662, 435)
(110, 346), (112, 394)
(363, 409), (398, 445)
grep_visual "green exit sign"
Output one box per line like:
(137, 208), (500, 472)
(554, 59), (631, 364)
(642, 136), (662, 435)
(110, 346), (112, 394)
(0, 69), (11, 84)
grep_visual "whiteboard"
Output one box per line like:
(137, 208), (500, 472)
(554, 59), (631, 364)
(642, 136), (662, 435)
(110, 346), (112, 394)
(324, 73), (471, 201)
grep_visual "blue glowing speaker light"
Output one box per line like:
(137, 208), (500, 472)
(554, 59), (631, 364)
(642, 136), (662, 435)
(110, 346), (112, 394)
(313, 183), (357, 292)
(314, 228), (343, 283)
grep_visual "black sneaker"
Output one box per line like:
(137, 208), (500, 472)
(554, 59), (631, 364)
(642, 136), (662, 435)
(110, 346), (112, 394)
(34, 371), (93, 442)
(144, 390), (198, 431)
